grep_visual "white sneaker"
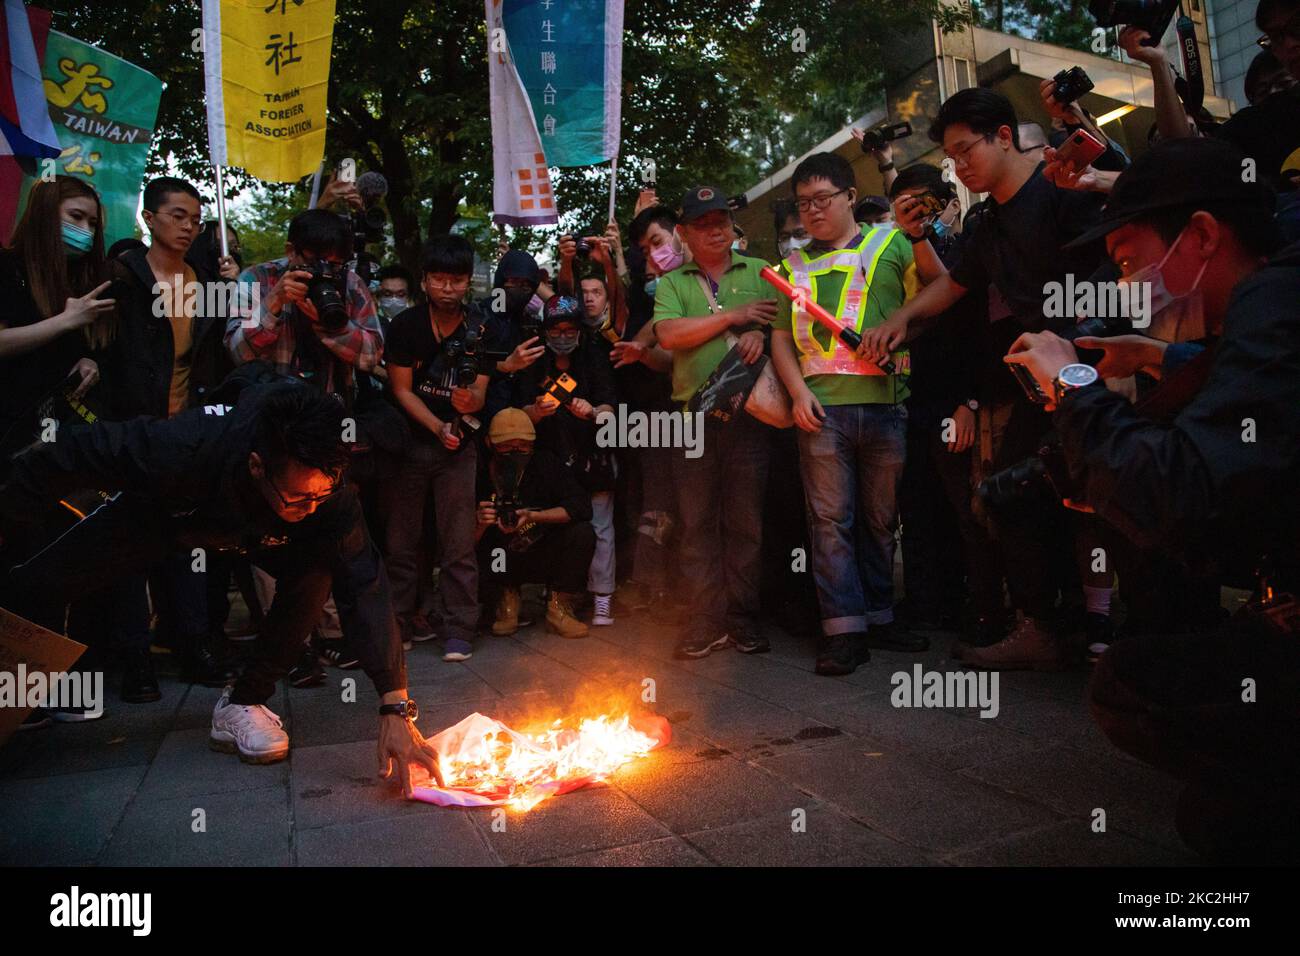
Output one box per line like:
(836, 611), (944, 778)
(210, 688), (289, 764)
(592, 594), (614, 626)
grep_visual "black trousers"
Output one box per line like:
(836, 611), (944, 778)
(2, 489), (406, 705)
(478, 521), (596, 596)
(986, 398), (1070, 622)
(1088, 625), (1300, 861)
(900, 396), (1004, 619)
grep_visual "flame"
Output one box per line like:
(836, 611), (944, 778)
(436, 711), (661, 812)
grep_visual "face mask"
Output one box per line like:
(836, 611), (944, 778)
(490, 450), (531, 501)
(1119, 226), (1210, 343)
(777, 235), (811, 259)
(378, 296), (409, 318)
(649, 240), (684, 274)
(526, 293), (544, 316)
(731, 240), (743, 252)
(929, 217), (950, 240)
(501, 287), (533, 317)
(643, 277), (658, 297)
(546, 331), (580, 355)
(62, 222), (94, 256)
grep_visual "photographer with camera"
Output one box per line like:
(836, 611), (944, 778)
(1004, 137), (1299, 859)
(381, 235), (494, 662)
(512, 295), (618, 628)
(862, 88), (1109, 666)
(226, 208), (383, 398)
(476, 408), (596, 640)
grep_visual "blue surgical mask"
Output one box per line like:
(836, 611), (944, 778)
(62, 221), (94, 256)
(643, 277), (658, 297)
(929, 217), (950, 240)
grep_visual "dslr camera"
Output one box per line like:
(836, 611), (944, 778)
(443, 326), (483, 388)
(302, 261), (350, 332)
(977, 434), (1076, 510)
(1052, 66), (1095, 105)
(1088, 0), (1180, 46)
(858, 121), (913, 153)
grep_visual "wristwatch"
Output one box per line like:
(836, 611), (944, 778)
(1052, 363), (1099, 404)
(906, 232), (928, 244)
(379, 698), (419, 721)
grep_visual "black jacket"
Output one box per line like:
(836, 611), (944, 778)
(0, 381), (406, 694)
(105, 247), (233, 419)
(1054, 242), (1300, 589)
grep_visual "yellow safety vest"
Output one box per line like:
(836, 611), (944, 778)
(784, 225), (902, 378)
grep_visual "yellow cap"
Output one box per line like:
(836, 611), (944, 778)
(488, 407), (535, 444)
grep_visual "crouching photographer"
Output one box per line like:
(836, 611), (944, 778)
(476, 409), (596, 641)
(1004, 138), (1300, 862)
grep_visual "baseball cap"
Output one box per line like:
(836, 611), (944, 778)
(1066, 137), (1274, 248)
(488, 408), (535, 444)
(680, 185), (732, 223)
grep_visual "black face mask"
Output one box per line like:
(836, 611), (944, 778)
(502, 287), (533, 318)
(490, 451), (531, 500)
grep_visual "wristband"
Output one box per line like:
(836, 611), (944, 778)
(877, 162), (895, 173)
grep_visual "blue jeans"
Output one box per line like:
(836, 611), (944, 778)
(797, 402), (907, 636)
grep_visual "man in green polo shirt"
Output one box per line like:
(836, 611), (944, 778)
(652, 185), (776, 660)
(770, 151), (938, 676)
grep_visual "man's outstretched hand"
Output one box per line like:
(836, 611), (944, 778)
(378, 706), (443, 798)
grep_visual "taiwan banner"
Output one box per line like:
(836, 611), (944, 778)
(16, 30), (162, 248)
(487, 0), (623, 226)
(202, 0), (334, 183)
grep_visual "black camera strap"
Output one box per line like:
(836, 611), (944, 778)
(1175, 8), (1205, 118)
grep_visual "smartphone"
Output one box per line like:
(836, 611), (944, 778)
(912, 190), (947, 218)
(537, 372), (578, 410)
(1054, 129), (1105, 171)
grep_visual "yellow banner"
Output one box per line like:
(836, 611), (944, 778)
(203, 0), (335, 182)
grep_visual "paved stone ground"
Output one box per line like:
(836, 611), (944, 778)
(0, 592), (1203, 866)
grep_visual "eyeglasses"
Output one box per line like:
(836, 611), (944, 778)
(267, 473), (345, 509)
(946, 135), (991, 168)
(794, 188), (849, 213)
(1258, 10), (1300, 48)
(425, 275), (471, 289)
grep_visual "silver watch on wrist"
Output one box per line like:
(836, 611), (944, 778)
(1052, 363), (1099, 404)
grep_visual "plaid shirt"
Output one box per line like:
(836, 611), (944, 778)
(225, 258), (383, 391)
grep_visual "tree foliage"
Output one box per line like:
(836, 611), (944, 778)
(39, 0), (962, 272)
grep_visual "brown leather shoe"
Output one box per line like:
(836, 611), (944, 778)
(546, 591), (589, 639)
(492, 587), (521, 636)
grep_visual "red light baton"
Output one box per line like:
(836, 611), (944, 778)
(760, 266), (895, 374)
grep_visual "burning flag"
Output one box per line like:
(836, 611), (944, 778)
(410, 710), (670, 812)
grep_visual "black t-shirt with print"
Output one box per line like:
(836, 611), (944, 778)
(385, 302), (498, 435)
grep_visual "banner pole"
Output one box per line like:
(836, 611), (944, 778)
(607, 153), (618, 223)
(214, 163), (229, 258)
(308, 161), (325, 209)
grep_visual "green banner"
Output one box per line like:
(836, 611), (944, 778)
(22, 31), (162, 247)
